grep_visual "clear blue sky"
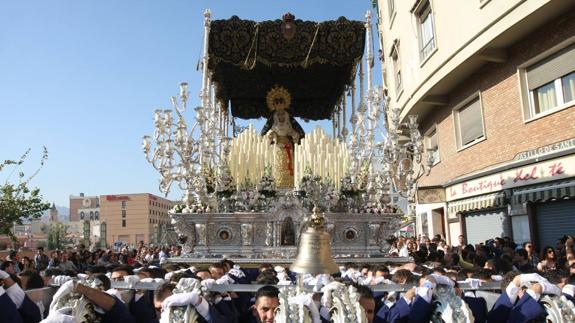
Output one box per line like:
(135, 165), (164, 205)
(0, 1), (381, 208)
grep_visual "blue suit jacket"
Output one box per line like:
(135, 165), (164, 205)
(101, 296), (136, 323)
(487, 292), (546, 323)
(487, 291), (514, 322)
(18, 296), (41, 323)
(507, 293), (545, 323)
(130, 294), (159, 323)
(0, 293), (23, 323)
(211, 299), (238, 323)
(374, 295), (432, 323)
(463, 295), (487, 323)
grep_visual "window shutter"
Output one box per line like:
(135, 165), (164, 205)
(458, 98), (483, 146)
(527, 44), (575, 90)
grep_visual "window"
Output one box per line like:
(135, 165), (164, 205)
(80, 211), (84, 220)
(415, 1), (436, 62)
(454, 95), (485, 149)
(524, 44), (575, 119)
(95, 211), (99, 220)
(425, 126), (440, 164)
(90, 211), (94, 221)
(121, 201), (127, 209)
(121, 210), (126, 227)
(390, 40), (402, 94)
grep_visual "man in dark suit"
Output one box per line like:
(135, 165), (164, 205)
(0, 269), (41, 323)
(250, 285), (280, 323)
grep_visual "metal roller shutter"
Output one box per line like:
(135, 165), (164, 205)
(535, 200), (575, 248)
(465, 209), (510, 245)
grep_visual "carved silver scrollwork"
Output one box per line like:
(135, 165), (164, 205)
(368, 223), (381, 246)
(432, 284), (474, 323)
(265, 222), (274, 246)
(170, 213), (196, 255)
(327, 223), (335, 243)
(241, 223), (253, 246)
(541, 295), (575, 322)
(195, 223), (206, 245)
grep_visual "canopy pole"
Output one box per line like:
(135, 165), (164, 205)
(365, 10), (374, 177)
(342, 91), (347, 142)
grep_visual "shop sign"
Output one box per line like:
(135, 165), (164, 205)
(514, 138), (575, 160)
(105, 195), (130, 201)
(447, 155), (575, 201)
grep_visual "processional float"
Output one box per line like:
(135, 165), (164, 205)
(139, 8), (465, 323)
(142, 9), (434, 262)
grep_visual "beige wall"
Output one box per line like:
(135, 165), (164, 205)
(69, 195), (99, 222)
(99, 193), (173, 246)
(418, 13), (575, 187)
(376, 0), (574, 119)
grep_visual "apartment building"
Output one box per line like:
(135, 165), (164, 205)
(376, 0), (575, 246)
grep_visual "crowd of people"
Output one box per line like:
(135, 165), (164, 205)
(0, 234), (573, 323)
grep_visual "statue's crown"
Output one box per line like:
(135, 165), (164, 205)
(266, 85), (291, 111)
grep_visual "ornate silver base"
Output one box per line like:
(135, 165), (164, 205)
(169, 208), (405, 259)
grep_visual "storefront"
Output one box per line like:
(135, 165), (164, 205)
(444, 151), (575, 247)
(448, 192), (509, 245)
(511, 179), (575, 248)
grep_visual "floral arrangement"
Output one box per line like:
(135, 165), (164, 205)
(170, 202), (211, 214)
(203, 166), (217, 194)
(339, 175), (364, 198)
(216, 164), (235, 198)
(356, 202), (398, 214)
(257, 166), (277, 198)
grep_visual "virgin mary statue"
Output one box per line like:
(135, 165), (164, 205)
(261, 86), (305, 188)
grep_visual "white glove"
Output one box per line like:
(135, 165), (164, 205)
(6, 283), (25, 308)
(274, 266), (285, 273)
(429, 274), (453, 287)
(288, 294), (321, 323)
(50, 280), (76, 311)
(164, 272), (174, 281)
(278, 279), (292, 286)
(505, 282), (520, 304)
(372, 276), (386, 285)
(216, 274), (235, 285)
(343, 270), (361, 282)
(123, 275), (140, 288)
(465, 278), (482, 289)
(416, 286), (433, 303)
(562, 284), (575, 297)
(0, 286), (5, 296)
(228, 267), (245, 278)
(0, 269), (10, 279)
(318, 274), (333, 287)
(40, 307), (76, 323)
(201, 279), (215, 291)
(539, 280), (562, 296)
(491, 275), (503, 281)
(53, 275), (73, 285)
(162, 290), (200, 309)
(321, 281), (344, 308)
(77, 274), (89, 282)
(176, 278), (200, 290)
(526, 289), (541, 302)
(520, 273), (545, 285)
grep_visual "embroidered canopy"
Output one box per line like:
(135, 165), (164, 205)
(208, 15), (365, 120)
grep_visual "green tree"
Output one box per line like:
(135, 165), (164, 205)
(48, 222), (68, 250)
(0, 147), (51, 239)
